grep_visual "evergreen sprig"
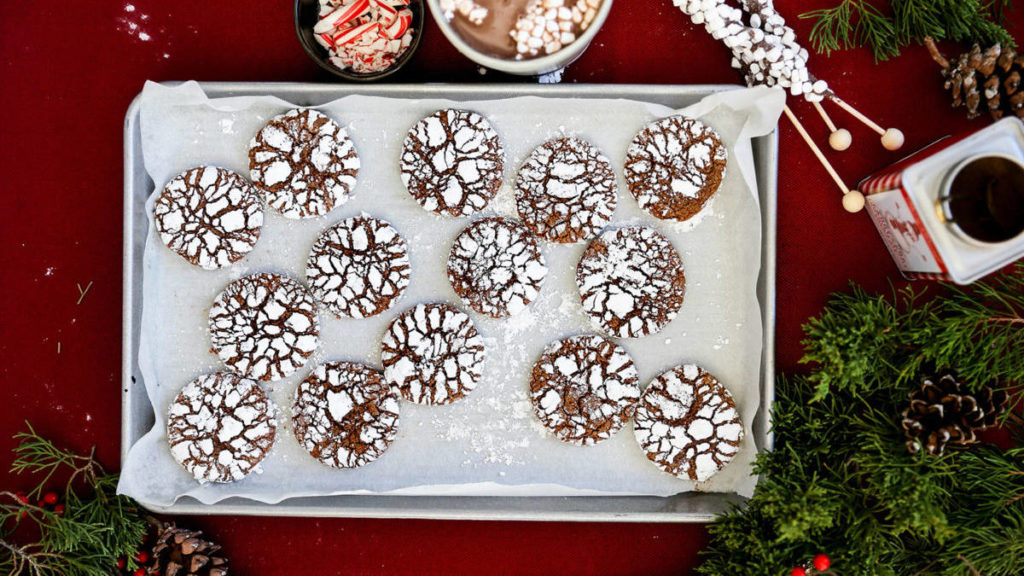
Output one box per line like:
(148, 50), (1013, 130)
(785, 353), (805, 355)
(800, 0), (1016, 62)
(1, 424), (148, 576)
(699, 265), (1024, 575)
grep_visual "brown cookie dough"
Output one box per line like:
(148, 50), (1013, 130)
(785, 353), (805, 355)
(249, 108), (360, 219)
(447, 217), (548, 318)
(305, 216), (411, 319)
(209, 273), (320, 382)
(515, 137), (617, 243)
(634, 364), (744, 482)
(291, 361), (400, 469)
(576, 226), (685, 339)
(167, 372), (277, 484)
(381, 303), (486, 405)
(624, 116), (727, 222)
(154, 166), (264, 270)
(529, 335), (640, 446)
(400, 109), (505, 217)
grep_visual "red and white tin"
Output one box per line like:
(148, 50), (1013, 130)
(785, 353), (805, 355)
(860, 117), (1024, 284)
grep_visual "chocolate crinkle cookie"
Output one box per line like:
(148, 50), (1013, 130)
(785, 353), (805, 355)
(634, 364), (744, 483)
(400, 109), (505, 217)
(305, 216), (411, 319)
(529, 335), (640, 445)
(576, 226), (686, 339)
(381, 302), (486, 405)
(624, 116), (727, 222)
(154, 166), (264, 270)
(167, 372), (277, 484)
(447, 217), (548, 318)
(249, 108), (360, 219)
(292, 361), (400, 469)
(209, 273), (320, 382)
(515, 137), (617, 243)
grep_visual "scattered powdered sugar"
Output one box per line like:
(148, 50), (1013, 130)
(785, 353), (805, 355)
(167, 372), (277, 484)
(153, 166), (264, 270)
(291, 361), (400, 469)
(529, 335), (640, 445)
(576, 226), (686, 338)
(381, 303), (485, 405)
(447, 217), (549, 318)
(401, 109), (505, 217)
(634, 364), (743, 482)
(208, 273), (320, 382)
(305, 216), (411, 318)
(249, 108), (360, 219)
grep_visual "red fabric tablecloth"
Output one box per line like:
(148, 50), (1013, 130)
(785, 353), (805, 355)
(2, 1), (1018, 574)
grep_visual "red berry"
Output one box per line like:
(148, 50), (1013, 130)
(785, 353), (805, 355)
(17, 510), (27, 521)
(133, 568), (146, 576)
(813, 554), (831, 571)
(36, 500), (46, 508)
(790, 567), (808, 576)
(14, 492), (28, 504)
(43, 492), (59, 505)
(117, 557), (127, 570)
(135, 551), (150, 563)
(54, 504), (65, 516)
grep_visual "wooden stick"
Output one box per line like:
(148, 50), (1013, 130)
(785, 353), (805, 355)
(783, 105), (850, 194)
(830, 96), (885, 135)
(812, 101), (838, 132)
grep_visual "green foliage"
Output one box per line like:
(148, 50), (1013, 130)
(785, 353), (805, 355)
(1, 424), (148, 576)
(698, 265), (1024, 576)
(800, 0), (1016, 62)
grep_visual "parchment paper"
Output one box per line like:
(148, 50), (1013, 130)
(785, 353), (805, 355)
(118, 81), (784, 507)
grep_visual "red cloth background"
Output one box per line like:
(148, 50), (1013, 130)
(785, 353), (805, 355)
(1, 1), (1018, 574)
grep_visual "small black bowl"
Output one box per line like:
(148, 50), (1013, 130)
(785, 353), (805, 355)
(295, 0), (424, 81)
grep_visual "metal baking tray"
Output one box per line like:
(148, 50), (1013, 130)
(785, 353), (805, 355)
(122, 82), (777, 522)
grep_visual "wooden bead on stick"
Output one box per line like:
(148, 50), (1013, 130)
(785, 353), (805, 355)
(842, 190), (866, 213)
(831, 96), (905, 150)
(782, 105), (864, 213)
(829, 129), (852, 151)
(882, 128), (905, 151)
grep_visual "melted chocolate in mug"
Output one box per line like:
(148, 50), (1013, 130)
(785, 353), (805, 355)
(944, 156), (1024, 243)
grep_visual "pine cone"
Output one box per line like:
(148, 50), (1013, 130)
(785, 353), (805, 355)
(926, 37), (1024, 121)
(146, 520), (229, 576)
(901, 369), (1008, 455)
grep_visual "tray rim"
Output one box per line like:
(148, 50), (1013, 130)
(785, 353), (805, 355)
(121, 81), (777, 523)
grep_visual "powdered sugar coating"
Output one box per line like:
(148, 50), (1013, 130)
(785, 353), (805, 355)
(447, 217), (548, 318)
(401, 109), (505, 217)
(305, 216), (411, 319)
(515, 137), (617, 244)
(634, 364), (744, 482)
(576, 226), (686, 338)
(154, 166), (264, 270)
(292, 361), (400, 469)
(167, 372), (277, 484)
(529, 335), (640, 445)
(249, 108), (360, 219)
(381, 302), (485, 405)
(209, 273), (320, 382)
(624, 116), (727, 222)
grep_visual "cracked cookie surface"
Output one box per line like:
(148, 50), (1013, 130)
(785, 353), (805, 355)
(292, 361), (400, 469)
(624, 116), (727, 222)
(515, 137), (617, 243)
(154, 166), (264, 270)
(249, 108), (360, 219)
(576, 226), (685, 339)
(447, 217), (548, 318)
(634, 364), (744, 482)
(209, 273), (320, 382)
(381, 302), (485, 405)
(306, 216), (411, 319)
(167, 372), (277, 484)
(529, 335), (640, 445)
(400, 109), (504, 217)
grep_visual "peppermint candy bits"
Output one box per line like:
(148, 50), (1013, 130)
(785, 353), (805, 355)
(314, 0), (416, 74)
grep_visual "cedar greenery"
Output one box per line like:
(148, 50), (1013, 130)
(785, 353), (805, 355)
(1, 424), (148, 576)
(698, 265), (1024, 575)
(800, 0), (1016, 62)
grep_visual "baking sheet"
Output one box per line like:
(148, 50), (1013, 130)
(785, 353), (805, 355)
(118, 81), (783, 509)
